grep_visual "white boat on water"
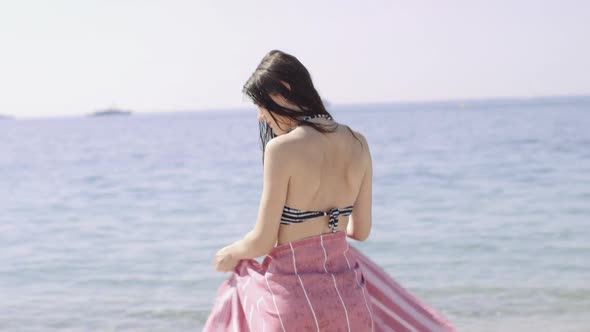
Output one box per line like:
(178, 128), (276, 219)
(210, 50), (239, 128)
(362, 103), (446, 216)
(90, 108), (132, 117)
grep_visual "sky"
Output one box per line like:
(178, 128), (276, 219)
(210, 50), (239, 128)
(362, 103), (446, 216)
(1, 0), (589, 118)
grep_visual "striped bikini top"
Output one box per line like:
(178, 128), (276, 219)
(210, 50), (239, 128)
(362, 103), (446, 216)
(280, 205), (354, 233)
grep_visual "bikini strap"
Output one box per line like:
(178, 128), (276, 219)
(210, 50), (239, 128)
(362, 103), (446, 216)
(302, 113), (333, 121)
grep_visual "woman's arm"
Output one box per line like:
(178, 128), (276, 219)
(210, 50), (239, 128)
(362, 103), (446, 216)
(215, 138), (291, 271)
(347, 133), (372, 241)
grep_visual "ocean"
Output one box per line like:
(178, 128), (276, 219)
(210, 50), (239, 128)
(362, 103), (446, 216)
(1, 97), (589, 331)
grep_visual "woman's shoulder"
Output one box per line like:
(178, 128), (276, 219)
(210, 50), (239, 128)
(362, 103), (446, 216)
(346, 125), (368, 145)
(266, 133), (308, 162)
(264, 134), (302, 159)
(271, 123), (370, 156)
(339, 124), (370, 154)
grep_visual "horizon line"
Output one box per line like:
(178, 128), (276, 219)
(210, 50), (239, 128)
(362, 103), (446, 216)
(2, 93), (589, 120)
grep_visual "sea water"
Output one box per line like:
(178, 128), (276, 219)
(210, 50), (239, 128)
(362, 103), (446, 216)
(1, 98), (589, 331)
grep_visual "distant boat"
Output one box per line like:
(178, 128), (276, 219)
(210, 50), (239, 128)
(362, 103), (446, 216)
(90, 108), (132, 117)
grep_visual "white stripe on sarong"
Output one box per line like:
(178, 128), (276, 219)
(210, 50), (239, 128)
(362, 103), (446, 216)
(320, 234), (351, 332)
(241, 277), (251, 290)
(364, 260), (445, 332)
(264, 274), (286, 332)
(248, 306), (254, 330)
(290, 242), (320, 332)
(371, 296), (418, 332)
(344, 242), (375, 331)
(256, 297), (266, 332)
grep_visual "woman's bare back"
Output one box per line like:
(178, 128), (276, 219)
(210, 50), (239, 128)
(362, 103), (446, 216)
(276, 120), (372, 245)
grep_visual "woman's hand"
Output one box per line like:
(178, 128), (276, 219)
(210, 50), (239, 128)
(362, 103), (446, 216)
(214, 244), (240, 272)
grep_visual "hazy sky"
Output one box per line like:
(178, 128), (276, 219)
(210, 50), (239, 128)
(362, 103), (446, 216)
(1, 0), (589, 118)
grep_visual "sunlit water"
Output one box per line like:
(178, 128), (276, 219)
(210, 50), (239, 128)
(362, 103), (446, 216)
(1, 98), (589, 331)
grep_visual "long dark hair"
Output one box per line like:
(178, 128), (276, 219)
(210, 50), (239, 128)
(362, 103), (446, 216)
(243, 50), (361, 163)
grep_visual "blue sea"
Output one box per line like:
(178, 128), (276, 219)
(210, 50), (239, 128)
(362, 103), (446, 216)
(1, 97), (589, 332)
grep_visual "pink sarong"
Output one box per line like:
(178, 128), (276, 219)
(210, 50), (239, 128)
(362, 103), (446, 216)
(203, 231), (457, 331)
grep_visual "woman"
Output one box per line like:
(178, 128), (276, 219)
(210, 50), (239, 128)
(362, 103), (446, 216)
(203, 50), (457, 332)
